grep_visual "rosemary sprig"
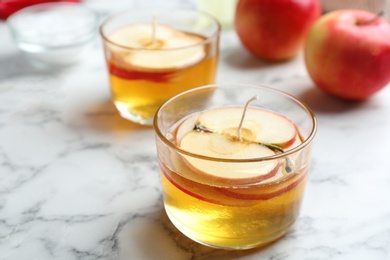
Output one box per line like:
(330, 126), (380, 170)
(193, 124), (213, 133)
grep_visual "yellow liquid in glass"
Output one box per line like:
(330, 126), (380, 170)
(104, 30), (218, 124)
(160, 163), (307, 249)
(109, 56), (217, 122)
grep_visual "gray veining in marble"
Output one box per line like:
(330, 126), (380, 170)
(1, 0), (390, 259)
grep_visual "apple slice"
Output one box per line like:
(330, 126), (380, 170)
(160, 163), (257, 207)
(179, 130), (280, 186)
(174, 106), (299, 186)
(196, 107), (297, 148)
(280, 133), (304, 173)
(284, 133), (302, 151)
(108, 23), (205, 69)
(175, 113), (199, 144)
(221, 169), (308, 200)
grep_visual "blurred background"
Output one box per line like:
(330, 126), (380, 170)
(2, 0), (390, 25)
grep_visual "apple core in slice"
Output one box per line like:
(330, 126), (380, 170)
(196, 107), (297, 148)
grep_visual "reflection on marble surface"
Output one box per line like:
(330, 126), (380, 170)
(1, 1), (390, 259)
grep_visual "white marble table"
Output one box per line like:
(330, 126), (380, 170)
(1, 2), (390, 260)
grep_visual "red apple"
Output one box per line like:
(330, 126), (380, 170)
(304, 10), (390, 100)
(235, 0), (321, 61)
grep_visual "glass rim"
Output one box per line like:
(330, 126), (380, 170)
(153, 83), (318, 163)
(99, 7), (221, 52)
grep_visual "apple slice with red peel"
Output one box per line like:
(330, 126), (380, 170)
(280, 133), (304, 173)
(175, 106), (298, 186)
(108, 24), (205, 69)
(195, 107), (297, 148)
(169, 147), (276, 188)
(221, 169), (308, 200)
(178, 130), (280, 186)
(160, 163), (258, 207)
(175, 113), (199, 144)
(284, 133), (302, 151)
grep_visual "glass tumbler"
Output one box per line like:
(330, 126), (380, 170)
(154, 83), (317, 249)
(100, 8), (220, 125)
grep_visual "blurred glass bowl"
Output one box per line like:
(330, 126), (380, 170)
(7, 2), (98, 69)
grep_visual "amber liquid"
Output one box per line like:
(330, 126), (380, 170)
(158, 117), (308, 249)
(104, 34), (218, 124)
(160, 164), (307, 249)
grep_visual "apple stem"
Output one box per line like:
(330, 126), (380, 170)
(357, 10), (384, 26)
(237, 95), (259, 142)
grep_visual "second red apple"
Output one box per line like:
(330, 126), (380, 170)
(304, 10), (390, 100)
(235, 0), (321, 61)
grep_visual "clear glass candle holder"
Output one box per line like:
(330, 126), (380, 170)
(154, 83), (317, 250)
(7, 2), (98, 69)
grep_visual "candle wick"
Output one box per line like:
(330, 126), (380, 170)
(150, 15), (157, 45)
(237, 95), (259, 142)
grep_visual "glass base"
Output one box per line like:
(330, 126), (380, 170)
(115, 102), (154, 125)
(165, 206), (290, 250)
